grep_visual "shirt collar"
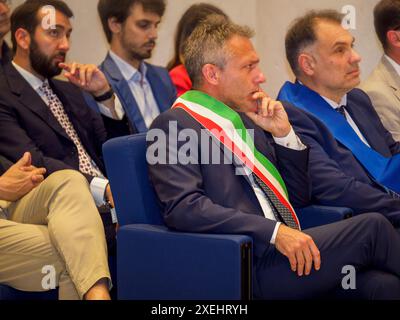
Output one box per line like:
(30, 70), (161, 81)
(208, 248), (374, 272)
(321, 94), (347, 110)
(298, 80), (347, 109)
(12, 61), (45, 91)
(384, 54), (400, 76)
(109, 50), (147, 82)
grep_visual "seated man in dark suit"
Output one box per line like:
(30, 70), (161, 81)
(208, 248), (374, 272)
(0, 0), (11, 66)
(0, 0), (119, 250)
(147, 15), (400, 299)
(277, 10), (400, 226)
(0, 153), (111, 300)
(83, 0), (176, 139)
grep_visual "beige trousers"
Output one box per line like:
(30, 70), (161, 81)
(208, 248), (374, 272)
(0, 170), (111, 300)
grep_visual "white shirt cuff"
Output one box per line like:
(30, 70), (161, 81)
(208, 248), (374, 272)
(273, 127), (306, 151)
(90, 177), (109, 207)
(97, 95), (125, 120)
(270, 222), (282, 245)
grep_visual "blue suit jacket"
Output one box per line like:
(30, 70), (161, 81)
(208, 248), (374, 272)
(147, 105), (311, 257)
(87, 54), (177, 138)
(283, 88), (400, 226)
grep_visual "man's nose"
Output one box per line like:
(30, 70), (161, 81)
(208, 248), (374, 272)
(0, 2), (9, 15)
(255, 70), (266, 84)
(58, 36), (70, 52)
(351, 48), (362, 64)
(149, 26), (158, 40)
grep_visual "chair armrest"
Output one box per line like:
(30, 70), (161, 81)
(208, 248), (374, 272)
(117, 224), (253, 300)
(297, 205), (353, 229)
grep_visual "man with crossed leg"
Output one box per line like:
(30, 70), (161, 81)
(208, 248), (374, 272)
(147, 15), (400, 299)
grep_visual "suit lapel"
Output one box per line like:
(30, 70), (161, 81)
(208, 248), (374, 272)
(5, 64), (70, 140)
(146, 64), (169, 113)
(380, 56), (400, 103)
(241, 114), (277, 162)
(50, 80), (106, 173)
(346, 95), (387, 153)
(101, 54), (146, 133)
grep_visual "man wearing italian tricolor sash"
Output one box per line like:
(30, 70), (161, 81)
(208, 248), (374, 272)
(278, 10), (400, 226)
(147, 15), (400, 299)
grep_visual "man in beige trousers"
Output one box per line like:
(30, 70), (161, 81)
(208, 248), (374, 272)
(0, 152), (111, 300)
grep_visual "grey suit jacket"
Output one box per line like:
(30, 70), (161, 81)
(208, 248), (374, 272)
(360, 55), (400, 141)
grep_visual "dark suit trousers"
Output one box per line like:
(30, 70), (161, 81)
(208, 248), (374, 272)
(254, 213), (400, 299)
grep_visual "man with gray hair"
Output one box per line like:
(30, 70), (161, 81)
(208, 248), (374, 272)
(148, 15), (400, 299)
(277, 10), (400, 227)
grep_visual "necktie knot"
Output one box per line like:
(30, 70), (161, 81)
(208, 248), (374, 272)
(337, 105), (347, 118)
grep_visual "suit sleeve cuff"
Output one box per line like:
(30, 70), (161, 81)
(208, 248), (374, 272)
(97, 95), (125, 120)
(90, 177), (109, 206)
(269, 222), (281, 245)
(273, 127), (306, 151)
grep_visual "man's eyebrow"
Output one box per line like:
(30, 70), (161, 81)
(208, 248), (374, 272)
(136, 18), (161, 23)
(332, 37), (355, 48)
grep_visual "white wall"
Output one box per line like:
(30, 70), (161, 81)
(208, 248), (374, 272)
(9, 0), (382, 97)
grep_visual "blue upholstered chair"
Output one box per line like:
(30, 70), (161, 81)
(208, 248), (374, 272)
(103, 133), (353, 300)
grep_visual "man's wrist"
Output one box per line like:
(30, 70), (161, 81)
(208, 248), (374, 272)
(93, 86), (114, 102)
(271, 126), (292, 138)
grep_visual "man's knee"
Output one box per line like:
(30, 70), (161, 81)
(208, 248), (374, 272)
(354, 212), (395, 235)
(43, 170), (88, 193)
(354, 212), (390, 226)
(361, 271), (400, 300)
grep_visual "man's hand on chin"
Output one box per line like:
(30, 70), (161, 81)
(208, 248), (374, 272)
(245, 91), (292, 138)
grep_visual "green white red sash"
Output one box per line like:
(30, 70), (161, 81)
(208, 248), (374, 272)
(173, 90), (300, 229)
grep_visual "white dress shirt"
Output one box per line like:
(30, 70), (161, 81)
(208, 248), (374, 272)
(105, 51), (160, 128)
(12, 61), (109, 206)
(244, 127), (306, 244)
(321, 94), (370, 147)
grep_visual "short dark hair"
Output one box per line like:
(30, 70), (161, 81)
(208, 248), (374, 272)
(11, 0), (73, 53)
(285, 10), (343, 76)
(167, 3), (228, 71)
(374, 0), (400, 51)
(98, 0), (166, 43)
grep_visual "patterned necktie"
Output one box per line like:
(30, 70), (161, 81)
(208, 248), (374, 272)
(39, 81), (103, 177)
(252, 173), (300, 230)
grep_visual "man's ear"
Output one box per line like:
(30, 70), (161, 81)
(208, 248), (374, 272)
(201, 64), (220, 85)
(387, 30), (400, 49)
(14, 28), (31, 51)
(108, 17), (122, 35)
(298, 53), (315, 76)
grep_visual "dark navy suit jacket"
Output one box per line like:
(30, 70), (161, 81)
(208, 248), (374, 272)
(0, 42), (11, 65)
(147, 105), (311, 257)
(0, 63), (107, 183)
(87, 53), (177, 138)
(0, 155), (12, 176)
(283, 88), (400, 226)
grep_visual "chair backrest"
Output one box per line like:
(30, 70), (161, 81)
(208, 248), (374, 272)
(103, 133), (164, 226)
